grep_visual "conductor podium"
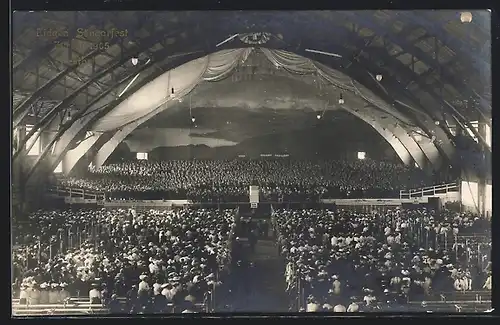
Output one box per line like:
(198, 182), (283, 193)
(249, 185), (259, 208)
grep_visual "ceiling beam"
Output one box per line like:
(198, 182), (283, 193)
(399, 12), (491, 110)
(12, 13), (173, 120)
(25, 49), (214, 183)
(324, 14), (489, 153)
(357, 46), (490, 154)
(410, 11), (490, 64)
(13, 12), (147, 72)
(278, 25), (455, 164)
(349, 12), (491, 119)
(13, 12), (94, 72)
(13, 27), (201, 157)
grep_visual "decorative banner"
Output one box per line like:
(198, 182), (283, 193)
(258, 153), (289, 158)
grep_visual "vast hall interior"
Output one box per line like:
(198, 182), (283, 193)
(11, 10), (492, 316)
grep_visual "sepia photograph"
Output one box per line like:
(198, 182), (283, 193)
(11, 9), (492, 316)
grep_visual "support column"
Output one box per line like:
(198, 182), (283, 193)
(13, 126), (28, 170)
(40, 118), (61, 155)
(477, 177), (486, 217)
(17, 126), (26, 147)
(409, 155), (416, 168)
(477, 122), (487, 217)
(453, 126), (463, 170)
(40, 131), (54, 153)
(13, 126), (27, 214)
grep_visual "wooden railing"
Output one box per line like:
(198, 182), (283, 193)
(400, 182), (459, 199)
(408, 290), (492, 312)
(47, 186), (106, 202)
(407, 300), (491, 313)
(12, 295), (212, 315)
(12, 297), (109, 316)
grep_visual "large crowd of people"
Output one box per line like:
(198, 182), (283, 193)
(12, 208), (235, 313)
(58, 159), (451, 202)
(12, 204), (491, 314)
(13, 155), (491, 314)
(273, 208), (491, 312)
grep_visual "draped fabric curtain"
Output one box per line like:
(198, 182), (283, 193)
(313, 62), (356, 92)
(91, 49), (251, 132)
(260, 49), (317, 75)
(261, 49), (415, 127)
(91, 55), (209, 131)
(204, 48), (253, 82)
(90, 47), (418, 133)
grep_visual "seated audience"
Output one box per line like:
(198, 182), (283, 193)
(57, 159), (453, 202)
(12, 208), (235, 313)
(273, 207), (491, 312)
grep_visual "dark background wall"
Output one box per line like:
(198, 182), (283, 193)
(108, 122), (399, 162)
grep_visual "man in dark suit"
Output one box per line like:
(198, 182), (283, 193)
(108, 294), (123, 314)
(152, 288), (167, 313)
(249, 227), (258, 253)
(125, 284), (138, 314)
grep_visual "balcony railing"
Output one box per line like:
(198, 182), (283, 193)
(400, 182), (459, 199)
(47, 186), (106, 202)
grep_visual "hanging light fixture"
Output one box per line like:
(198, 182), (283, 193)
(167, 72), (174, 98)
(316, 114), (321, 119)
(338, 94), (344, 105)
(189, 93), (195, 123)
(376, 74), (383, 82)
(460, 12), (473, 23)
(131, 57), (139, 66)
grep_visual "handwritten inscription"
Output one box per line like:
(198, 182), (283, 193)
(67, 57), (91, 66)
(37, 28), (128, 39)
(77, 28), (128, 38)
(53, 41), (110, 51)
(37, 27), (128, 52)
(36, 28), (69, 37)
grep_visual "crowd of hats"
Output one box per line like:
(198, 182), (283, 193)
(17, 277), (71, 305)
(13, 208), (235, 313)
(13, 209), (92, 248)
(58, 159), (451, 201)
(274, 208), (491, 312)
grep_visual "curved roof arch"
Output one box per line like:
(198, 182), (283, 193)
(12, 11), (491, 182)
(19, 45), (451, 181)
(13, 11), (490, 122)
(25, 45), (456, 180)
(29, 48), (444, 180)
